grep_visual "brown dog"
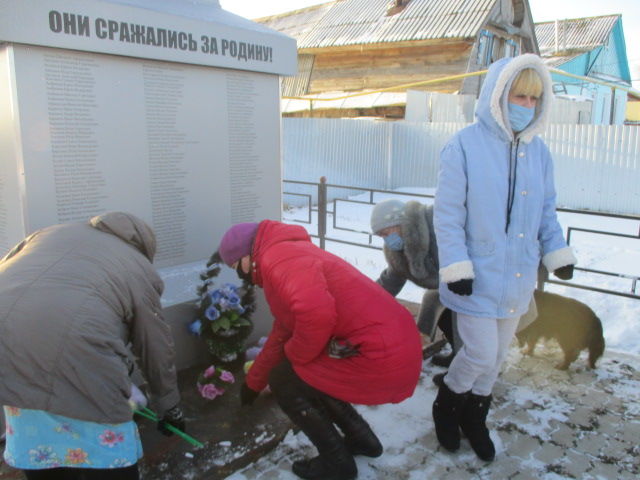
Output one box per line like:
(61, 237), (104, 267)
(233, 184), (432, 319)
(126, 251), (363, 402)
(516, 290), (605, 370)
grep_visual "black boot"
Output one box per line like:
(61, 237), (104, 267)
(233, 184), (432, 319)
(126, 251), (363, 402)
(432, 381), (469, 452)
(320, 395), (383, 457)
(431, 350), (454, 367)
(459, 393), (495, 461)
(268, 361), (357, 479)
(287, 402), (357, 480)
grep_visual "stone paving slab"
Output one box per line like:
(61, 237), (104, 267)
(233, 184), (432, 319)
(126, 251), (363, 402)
(227, 343), (640, 480)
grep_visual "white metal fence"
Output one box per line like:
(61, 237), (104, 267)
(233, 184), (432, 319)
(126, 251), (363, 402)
(544, 124), (639, 214)
(404, 91), (591, 124)
(283, 118), (639, 215)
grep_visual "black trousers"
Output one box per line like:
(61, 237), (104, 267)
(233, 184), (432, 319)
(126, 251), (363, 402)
(269, 359), (330, 407)
(439, 308), (454, 345)
(23, 465), (139, 480)
(268, 359), (366, 429)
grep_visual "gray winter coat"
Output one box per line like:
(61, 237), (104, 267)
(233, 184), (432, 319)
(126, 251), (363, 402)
(0, 212), (180, 423)
(376, 201), (442, 337)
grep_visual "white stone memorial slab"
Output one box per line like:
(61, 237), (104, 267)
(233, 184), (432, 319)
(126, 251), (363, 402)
(0, 0), (296, 279)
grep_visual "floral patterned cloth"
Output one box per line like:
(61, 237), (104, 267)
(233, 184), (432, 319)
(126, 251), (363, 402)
(2, 406), (143, 470)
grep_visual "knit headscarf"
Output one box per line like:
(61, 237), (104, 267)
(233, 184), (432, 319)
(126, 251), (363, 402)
(218, 222), (259, 266)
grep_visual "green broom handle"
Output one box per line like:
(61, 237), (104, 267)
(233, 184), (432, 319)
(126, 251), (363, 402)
(134, 407), (204, 448)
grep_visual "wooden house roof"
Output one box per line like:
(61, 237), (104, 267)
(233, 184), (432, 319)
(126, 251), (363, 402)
(257, 0), (499, 49)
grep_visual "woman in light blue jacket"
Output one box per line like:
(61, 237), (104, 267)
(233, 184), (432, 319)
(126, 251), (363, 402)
(432, 54), (576, 462)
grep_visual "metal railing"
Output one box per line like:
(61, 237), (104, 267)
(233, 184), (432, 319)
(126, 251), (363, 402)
(283, 178), (640, 300)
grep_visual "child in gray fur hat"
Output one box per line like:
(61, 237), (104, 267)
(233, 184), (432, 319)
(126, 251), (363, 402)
(371, 199), (456, 367)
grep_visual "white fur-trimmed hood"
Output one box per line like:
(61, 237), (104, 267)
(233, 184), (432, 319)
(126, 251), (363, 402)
(477, 54), (553, 144)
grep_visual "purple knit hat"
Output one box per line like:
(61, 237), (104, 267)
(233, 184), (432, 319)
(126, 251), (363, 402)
(218, 222), (259, 266)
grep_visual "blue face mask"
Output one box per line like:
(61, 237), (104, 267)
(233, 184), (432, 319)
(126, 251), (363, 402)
(384, 232), (404, 251)
(508, 102), (535, 132)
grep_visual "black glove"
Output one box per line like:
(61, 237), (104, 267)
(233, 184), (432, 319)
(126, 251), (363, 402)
(554, 264), (574, 280)
(447, 279), (473, 296)
(240, 382), (259, 406)
(158, 405), (185, 437)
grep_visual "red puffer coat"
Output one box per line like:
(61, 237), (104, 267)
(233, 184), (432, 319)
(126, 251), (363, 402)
(245, 220), (422, 405)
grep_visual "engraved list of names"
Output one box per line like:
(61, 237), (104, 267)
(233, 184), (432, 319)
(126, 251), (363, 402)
(143, 63), (190, 263)
(7, 44), (281, 268)
(44, 53), (108, 223)
(226, 72), (264, 223)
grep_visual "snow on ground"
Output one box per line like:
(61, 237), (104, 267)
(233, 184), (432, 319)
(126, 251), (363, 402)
(224, 187), (639, 479)
(285, 187), (640, 356)
(227, 347), (640, 479)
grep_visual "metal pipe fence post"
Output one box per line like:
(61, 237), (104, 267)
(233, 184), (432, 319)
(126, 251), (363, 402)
(318, 176), (327, 250)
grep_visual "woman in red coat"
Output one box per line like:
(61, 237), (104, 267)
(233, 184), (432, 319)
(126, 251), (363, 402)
(218, 220), (422, 480)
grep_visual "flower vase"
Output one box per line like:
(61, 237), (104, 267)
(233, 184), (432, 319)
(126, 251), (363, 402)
(218, 352), (238, 363)
(205, 337), (244, 366)
(217, 327), (239, 337)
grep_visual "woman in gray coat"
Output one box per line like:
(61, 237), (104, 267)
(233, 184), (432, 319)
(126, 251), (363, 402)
(370, 199), (455, 364)
(0, 212), (182, 480)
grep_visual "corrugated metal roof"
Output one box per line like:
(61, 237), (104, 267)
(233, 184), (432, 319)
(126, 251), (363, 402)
(254, 3), (334, 40)
(257, 0), (497, 48)
(535, 15), (620, 56)
(540, 53), (583, 68)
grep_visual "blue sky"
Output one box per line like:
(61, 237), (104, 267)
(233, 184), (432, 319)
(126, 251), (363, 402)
(219, 0), (640, 90)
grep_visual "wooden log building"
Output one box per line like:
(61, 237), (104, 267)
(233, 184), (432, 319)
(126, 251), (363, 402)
(257, 0), (539, 118)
